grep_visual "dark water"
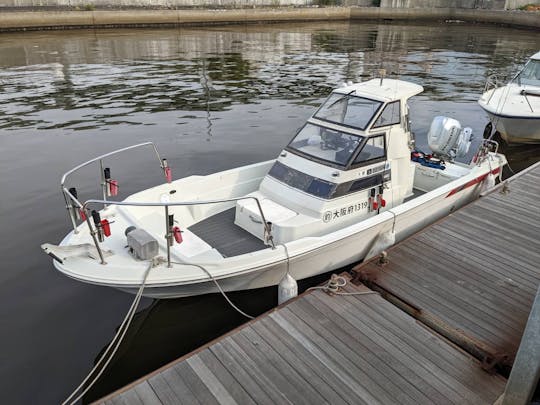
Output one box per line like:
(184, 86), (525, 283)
(0, 22), (539, 404)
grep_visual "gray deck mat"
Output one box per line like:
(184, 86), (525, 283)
(188, 208), (269, 257)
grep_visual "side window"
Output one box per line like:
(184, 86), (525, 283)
(373, 101), (400, 128)
(353, 135), (386, 165)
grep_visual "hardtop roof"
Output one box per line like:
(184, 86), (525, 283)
(334, 78), (424, 103)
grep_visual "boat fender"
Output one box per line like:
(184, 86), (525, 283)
(365, 229), (396, 261)
(162, 158), (172, 183)
(480, 172), (496, 194)
(173, 226), (183, 244)
(101, 219), (111, 237)
(278, 272), (298, 305)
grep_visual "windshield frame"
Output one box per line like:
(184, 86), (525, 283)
(349, 133), (387, 170)
(285, 122), (365, 169)
(313, 92), (384, 131)
(515, 58), (540, 87)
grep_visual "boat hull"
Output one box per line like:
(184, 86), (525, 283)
(52, 154), (505, 299)
(110, 165), (502, 298)
(485, 111), (540, 144)
(479, 84), (540, 144)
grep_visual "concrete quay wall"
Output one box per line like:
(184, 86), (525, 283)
(0, 6), (538, 32)
(380, 0), (533, 10)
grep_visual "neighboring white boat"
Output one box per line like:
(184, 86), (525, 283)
(479, 51), (540, 144)
(42, 78), (506, 299)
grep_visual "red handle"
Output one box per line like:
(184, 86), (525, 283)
(165, 167), (172, 184)
(109, 180), (119, 196)
(100, 219), (111, 237)
(173, 226), (183, 244)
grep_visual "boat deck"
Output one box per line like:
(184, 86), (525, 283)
(354, 161), (540, 369)
(188, 208), (268, 257)
(98, 279), (506, 405)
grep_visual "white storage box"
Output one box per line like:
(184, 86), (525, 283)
(235, 196), (298, 244)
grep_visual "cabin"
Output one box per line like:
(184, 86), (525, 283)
(235, 79), (424, 244)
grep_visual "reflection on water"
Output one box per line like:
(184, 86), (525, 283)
(0, 23), (538, 131)
(0, 21), (539, 405)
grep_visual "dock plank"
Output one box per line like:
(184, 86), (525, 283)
(358, 163), (540, 365)
(250, 320), (350, 404)
(173, 362), (220, 405)
(194, 350), (256, 405)
(99, 278), (506, 405)
(301, 294), (483, 405)
(284, 300), (422, 405)
(186, 355), (237, 405)
(157, 367), (201, 404)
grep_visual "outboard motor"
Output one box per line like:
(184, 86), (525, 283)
(427, 116), (473, 161)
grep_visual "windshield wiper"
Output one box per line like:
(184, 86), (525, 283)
(327, 89), (356, 109)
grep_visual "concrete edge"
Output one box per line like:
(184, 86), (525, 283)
(0, 7), (538, 32)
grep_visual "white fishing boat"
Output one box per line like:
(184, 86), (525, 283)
(479, 51), (540, 144)
(42, 78), (506, 299)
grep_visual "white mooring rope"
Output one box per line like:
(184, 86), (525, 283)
(171, 261), (255, 320)
(307, 274), (380, 296)
(62, 261), (153, 405)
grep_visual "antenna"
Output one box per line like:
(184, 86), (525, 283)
(379, 69), (386, 86)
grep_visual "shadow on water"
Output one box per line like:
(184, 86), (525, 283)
(84, 271), (336, 403)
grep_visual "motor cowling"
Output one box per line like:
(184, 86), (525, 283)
(427, 116), (473, 161)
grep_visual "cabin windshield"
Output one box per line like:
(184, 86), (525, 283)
(314, 92), (383, 130)
(516, 59), (540, 86)
(287, 123), (364, 166)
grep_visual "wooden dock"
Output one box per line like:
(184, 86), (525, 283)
(99, 279), (506, 405)
(354, 161), (540, 371)
(98, 162), (540, 405)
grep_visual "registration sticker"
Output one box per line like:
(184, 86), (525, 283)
(322, 201), (369, 223)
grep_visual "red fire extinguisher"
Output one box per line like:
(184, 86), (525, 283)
(378, 185), (386, 208)
(173, 226), (183, 244)
(101, 219), (111, 237)
(163, 159), (172, 183)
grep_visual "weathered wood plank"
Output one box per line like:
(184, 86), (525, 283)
(233, 327), (326, 404)
(287, 298), (426, 405)
(209, 342), (276, 405)
(415, 230), (539, 285)
(297, 293), (442, 404)
(147, 374), (182, 405)
(334, 290), (505, 403)
(270, 310), (375, 405)
(330, 286), (506, 399)
(195, 350), (256, 405)
(186, 355), (237, 405)
(158, 367), (201, 405)
(251, 319), (351, 404)
(173, 361), (220, 405)
(215, 338), (299, 404)
(381, 248), (526, 334)
(409, 234), (539, 296)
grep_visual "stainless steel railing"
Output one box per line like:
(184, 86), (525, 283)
(61, 142), (167, 233)
(60, 142), (274, 268)
(76, 196), (275, 267)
